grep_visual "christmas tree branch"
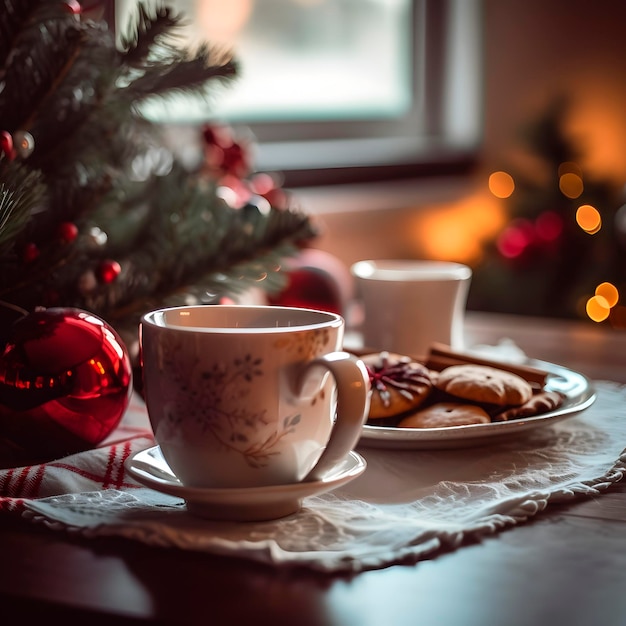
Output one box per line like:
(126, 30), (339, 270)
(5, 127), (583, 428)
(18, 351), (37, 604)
(118, 3), (238, 102)
(118, 1), (182, 67)
(19, 30), (87, 134)
(129, 48), (238, 103)
(0, 2), (318, 334)
(0, 158), (45, 252)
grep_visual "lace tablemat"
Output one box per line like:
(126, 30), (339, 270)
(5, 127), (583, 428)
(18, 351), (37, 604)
(1, 381), (625, 573)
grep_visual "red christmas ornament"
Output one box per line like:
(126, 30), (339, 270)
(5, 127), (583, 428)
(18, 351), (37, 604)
(0, 307), (133, 461)
(268, 249), (353, 316)
(57, 221), (79, 243)
(0, 131), (15, 160)
(97, 259), (121, 284)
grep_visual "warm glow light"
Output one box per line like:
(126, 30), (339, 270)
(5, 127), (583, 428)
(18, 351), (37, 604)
(559, 172), (584, 199)
(595, 282), (619, 308)
(576, 204), (602, 233)
(567, 93), (626, 182)
(409, 192), (507, 263)
(586, 295), (611, 322)
(488, 171), (515, 199)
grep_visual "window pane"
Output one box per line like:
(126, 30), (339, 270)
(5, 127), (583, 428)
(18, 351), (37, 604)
(118, 0), (414, 124)
(211, 0), (413, 122)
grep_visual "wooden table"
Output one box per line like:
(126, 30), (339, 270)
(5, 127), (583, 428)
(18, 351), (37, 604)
(2, 312), (626, 625)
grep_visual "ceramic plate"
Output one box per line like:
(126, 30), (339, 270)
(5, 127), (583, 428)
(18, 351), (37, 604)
(358, 359), (596, 450)
(125, 446), (366, 522)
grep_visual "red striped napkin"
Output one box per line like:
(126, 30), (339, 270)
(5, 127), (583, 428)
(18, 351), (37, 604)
(0, 393), (154, 513)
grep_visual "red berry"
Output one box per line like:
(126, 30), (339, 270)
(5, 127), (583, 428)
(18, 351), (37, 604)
(58, 222), (79, 243)
(97, 260), (121, 284)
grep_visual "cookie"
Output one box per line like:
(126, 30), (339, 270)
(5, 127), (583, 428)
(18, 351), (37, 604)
(363, 351), (433, 419)
(492, 390), (564, 422)
(397, 402), (491, 428)
(435, 364), (533, 406)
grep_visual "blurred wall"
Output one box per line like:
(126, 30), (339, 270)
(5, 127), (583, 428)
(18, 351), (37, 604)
(482, 0), (626, 181)
(301, 0), (626, 270)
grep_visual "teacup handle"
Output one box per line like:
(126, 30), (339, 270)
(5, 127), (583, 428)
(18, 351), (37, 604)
(297, 351), (370, 482)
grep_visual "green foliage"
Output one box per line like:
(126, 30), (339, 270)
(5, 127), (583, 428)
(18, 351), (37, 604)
(0, 1), (316, 335)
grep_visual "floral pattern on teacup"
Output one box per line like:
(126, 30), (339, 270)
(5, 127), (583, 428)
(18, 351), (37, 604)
(158, 337), (302, 468)
(273, 327), (331, 359)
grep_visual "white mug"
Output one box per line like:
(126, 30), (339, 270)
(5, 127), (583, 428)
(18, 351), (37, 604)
(351, 260), (472, 357)
(140, 305), (370, 489)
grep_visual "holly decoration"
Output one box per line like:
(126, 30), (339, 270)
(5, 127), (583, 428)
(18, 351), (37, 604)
(0, 305), (133, 464)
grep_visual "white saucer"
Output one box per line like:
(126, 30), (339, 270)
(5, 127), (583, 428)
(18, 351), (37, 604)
(125, 445), (367, 522)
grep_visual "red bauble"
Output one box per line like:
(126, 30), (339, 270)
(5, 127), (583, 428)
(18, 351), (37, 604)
(97, 259), (121, 284)
(0, 307), (133, 461)
(0, 131), (14, 160)
(57, 221), (79, 243)
(268, 249), (353, 316)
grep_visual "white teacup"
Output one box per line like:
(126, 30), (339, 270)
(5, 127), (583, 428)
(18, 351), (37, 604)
(351, 259), (472, 357)
(140, 305), (370, 490)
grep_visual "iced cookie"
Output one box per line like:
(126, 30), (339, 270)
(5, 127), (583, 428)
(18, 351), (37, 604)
(434, 364), (533, 406)
(397, 402), (491, 428)
(363, 351), (433, 420)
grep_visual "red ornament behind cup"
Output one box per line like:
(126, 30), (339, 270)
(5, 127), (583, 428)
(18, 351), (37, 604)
(0, 307), (133, 462)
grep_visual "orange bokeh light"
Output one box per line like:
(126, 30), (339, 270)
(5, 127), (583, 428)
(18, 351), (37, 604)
(586, 295), (611, 322)
(596, 282), (619, 307)
(576, 204), (602, 233)
(559, 173), (584, 199)
(488, 171), (515, 199)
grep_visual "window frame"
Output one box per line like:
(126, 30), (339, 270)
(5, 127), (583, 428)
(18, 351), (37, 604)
(112, 0), (483, 188)
(232, 0), (484, 187)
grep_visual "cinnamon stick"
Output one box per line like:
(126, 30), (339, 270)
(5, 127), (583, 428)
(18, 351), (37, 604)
(425, 342), (549, 387)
